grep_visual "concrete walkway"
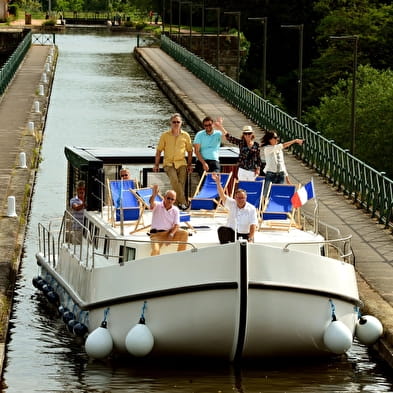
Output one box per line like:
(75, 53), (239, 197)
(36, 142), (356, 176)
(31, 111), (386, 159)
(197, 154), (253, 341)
(134, 47), (393, 365)
(0, 44), (52, 373)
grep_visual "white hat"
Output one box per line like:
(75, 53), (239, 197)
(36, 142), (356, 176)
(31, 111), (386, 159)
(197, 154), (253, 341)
(242, 125), (253, 133)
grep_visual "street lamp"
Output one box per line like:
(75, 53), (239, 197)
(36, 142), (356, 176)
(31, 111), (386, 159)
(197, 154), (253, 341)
(248, 17), (267, 98)
(224, 11), (241, 82)
(206, 7), (220, 69)
(169, 0), (173, 35)
(330, 35), (359, 155)
(281, 24), (304, 121)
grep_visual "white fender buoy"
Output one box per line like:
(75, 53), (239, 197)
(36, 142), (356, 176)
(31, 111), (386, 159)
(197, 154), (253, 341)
(85, 321), (113, 359)
(39, 84), (44, 96)
(45, 62), (51, 73)
(125, 318), (154, 357)
(356, 315), (383, 345)
(42, 72), (48, 83)
(323, 320), (353, 354)
(34, 101), (40, 113)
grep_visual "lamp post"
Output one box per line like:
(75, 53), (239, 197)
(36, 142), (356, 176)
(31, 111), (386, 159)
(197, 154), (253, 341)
(248, 17), (267, 98)
(330, 35), (359, 155)
(169, 0), (173, 35)
(162, 0), (165, 33)
(281, 24), (304, 121)
(224, 11), (241, 82)
(206, 7), (220, 69)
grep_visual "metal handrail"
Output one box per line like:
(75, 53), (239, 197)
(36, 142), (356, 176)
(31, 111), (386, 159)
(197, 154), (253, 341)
(0, 30), (32, 95)
(283, 234), (353, 263)
(160, 35), (393, 233)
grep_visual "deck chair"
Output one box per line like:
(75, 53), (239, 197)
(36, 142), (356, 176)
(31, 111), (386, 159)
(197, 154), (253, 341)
(132, 187), (194, 231)
(189, 172), (232, 214)
(232, 179), (264, 214)
(107, 179), (144, 232)
(260, 183), (298, 229)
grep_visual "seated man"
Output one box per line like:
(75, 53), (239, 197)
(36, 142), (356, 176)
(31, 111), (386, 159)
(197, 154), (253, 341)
(211, 173), (258, 244)
(149, 184), (188, 256)
(119, 167), (131, 180)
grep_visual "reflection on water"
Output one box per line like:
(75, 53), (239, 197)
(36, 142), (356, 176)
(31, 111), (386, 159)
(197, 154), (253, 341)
(2, 30), (393, 393)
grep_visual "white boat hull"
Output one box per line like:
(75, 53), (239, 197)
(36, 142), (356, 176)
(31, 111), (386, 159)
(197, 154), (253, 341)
(36, 240), (359, 360)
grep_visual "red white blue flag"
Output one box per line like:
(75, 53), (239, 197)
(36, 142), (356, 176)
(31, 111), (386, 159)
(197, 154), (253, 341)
(291, 180), (315, 208)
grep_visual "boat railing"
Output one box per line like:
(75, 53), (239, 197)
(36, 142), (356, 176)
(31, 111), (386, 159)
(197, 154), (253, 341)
(63, 210), (95, 264)
(283, 234), (354, 264)
(38, 222), (58, 267)
(91, 236), (197, 268)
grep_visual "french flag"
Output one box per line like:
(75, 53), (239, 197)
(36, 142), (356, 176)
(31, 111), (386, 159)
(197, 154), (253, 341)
(291, 180), (315, 208)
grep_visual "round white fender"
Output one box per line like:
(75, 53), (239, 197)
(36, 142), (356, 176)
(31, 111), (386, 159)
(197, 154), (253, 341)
(125, 322), (154, 357)
(85, 321), (113, 359)
(356, 315), (383, 345)
(323, 320), (353, 354)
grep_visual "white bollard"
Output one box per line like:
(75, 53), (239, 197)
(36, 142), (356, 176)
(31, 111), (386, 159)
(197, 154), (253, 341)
(45, 62), (51, 73)
(19, 152), (27, 168)
(39, 84), (44, 96)
(28, 121), (35, 133)
(42, 73), (48, 83)
(7, 196), (17, 217)
(34, 101), (40, 113)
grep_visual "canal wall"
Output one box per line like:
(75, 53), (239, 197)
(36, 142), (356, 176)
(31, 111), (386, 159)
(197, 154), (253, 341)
(0, 44), (56, 376)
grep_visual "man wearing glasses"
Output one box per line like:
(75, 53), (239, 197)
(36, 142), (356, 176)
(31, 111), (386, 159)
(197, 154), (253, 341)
(193, 116), (223, 178)
(149, 184), (188, 256)
(153, 113), (193, 210)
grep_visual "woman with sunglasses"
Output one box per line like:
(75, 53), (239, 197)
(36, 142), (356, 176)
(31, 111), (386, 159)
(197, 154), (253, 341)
(214, 118), (262, 181)
(261, 130), (304, 196)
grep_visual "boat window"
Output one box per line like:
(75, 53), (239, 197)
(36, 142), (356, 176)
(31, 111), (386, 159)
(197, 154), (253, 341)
(119, 245), (136, 264)
(103, 235), (109, 259)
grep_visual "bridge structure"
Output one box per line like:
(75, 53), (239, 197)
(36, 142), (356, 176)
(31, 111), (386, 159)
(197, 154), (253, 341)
(0, 32), (393, 367)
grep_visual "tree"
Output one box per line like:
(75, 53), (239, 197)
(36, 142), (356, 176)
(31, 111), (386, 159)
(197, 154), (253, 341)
(304, 64), (393, 178)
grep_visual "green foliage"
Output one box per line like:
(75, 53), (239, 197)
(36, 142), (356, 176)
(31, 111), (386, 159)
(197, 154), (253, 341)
(304, 65), (393, 177)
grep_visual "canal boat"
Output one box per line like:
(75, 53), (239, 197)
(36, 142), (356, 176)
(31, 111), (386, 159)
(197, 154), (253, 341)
(34, 146), (381, 361)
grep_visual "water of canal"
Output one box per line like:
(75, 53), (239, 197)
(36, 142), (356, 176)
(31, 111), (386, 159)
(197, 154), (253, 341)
(2, 29), (393, 393)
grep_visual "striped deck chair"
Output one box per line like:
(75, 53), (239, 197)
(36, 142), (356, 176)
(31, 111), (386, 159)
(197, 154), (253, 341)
(189, 172), (232, 214)
(107, 179), (144, 232)
(260, 183), (298, 230)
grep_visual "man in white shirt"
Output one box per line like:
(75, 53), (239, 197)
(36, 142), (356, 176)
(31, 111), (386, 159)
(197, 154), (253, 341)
(211, 173), (258, 243)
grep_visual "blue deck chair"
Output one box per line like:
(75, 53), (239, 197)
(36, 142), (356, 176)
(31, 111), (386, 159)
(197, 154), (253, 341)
(108, 179), (144, 231)
(132, 187), (194, 231)
(234, 179), (264, 213)
(261, 184), (297, 228)
(189, 172), (232, 213)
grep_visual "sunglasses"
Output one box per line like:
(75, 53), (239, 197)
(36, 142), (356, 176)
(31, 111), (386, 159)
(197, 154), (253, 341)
(166, 197), (175, 201)
(172, 121), (181, 124)
(120, 174), (129, 178)
(243, 132), (253, 135)
(204, 123), (213, 127)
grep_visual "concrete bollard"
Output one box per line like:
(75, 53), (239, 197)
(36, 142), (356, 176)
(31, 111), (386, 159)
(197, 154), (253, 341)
(34, 101), (40, 113)
(39, 84), (44, 96)
(28, 121), (34, 133)
(7, 196), (17, 217)
(19, 152), (27, 169)
(42, 72), (48, 83)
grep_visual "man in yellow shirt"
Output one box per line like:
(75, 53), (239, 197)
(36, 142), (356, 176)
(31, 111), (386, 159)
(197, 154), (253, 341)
(153, 113), (193, 210)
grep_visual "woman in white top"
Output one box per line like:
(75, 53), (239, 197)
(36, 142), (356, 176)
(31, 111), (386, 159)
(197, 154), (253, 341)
(261, 130), (303, 196)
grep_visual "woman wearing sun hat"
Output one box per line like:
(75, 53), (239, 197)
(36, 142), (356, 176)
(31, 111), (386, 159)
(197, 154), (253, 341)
(214, 118), (262, 180)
